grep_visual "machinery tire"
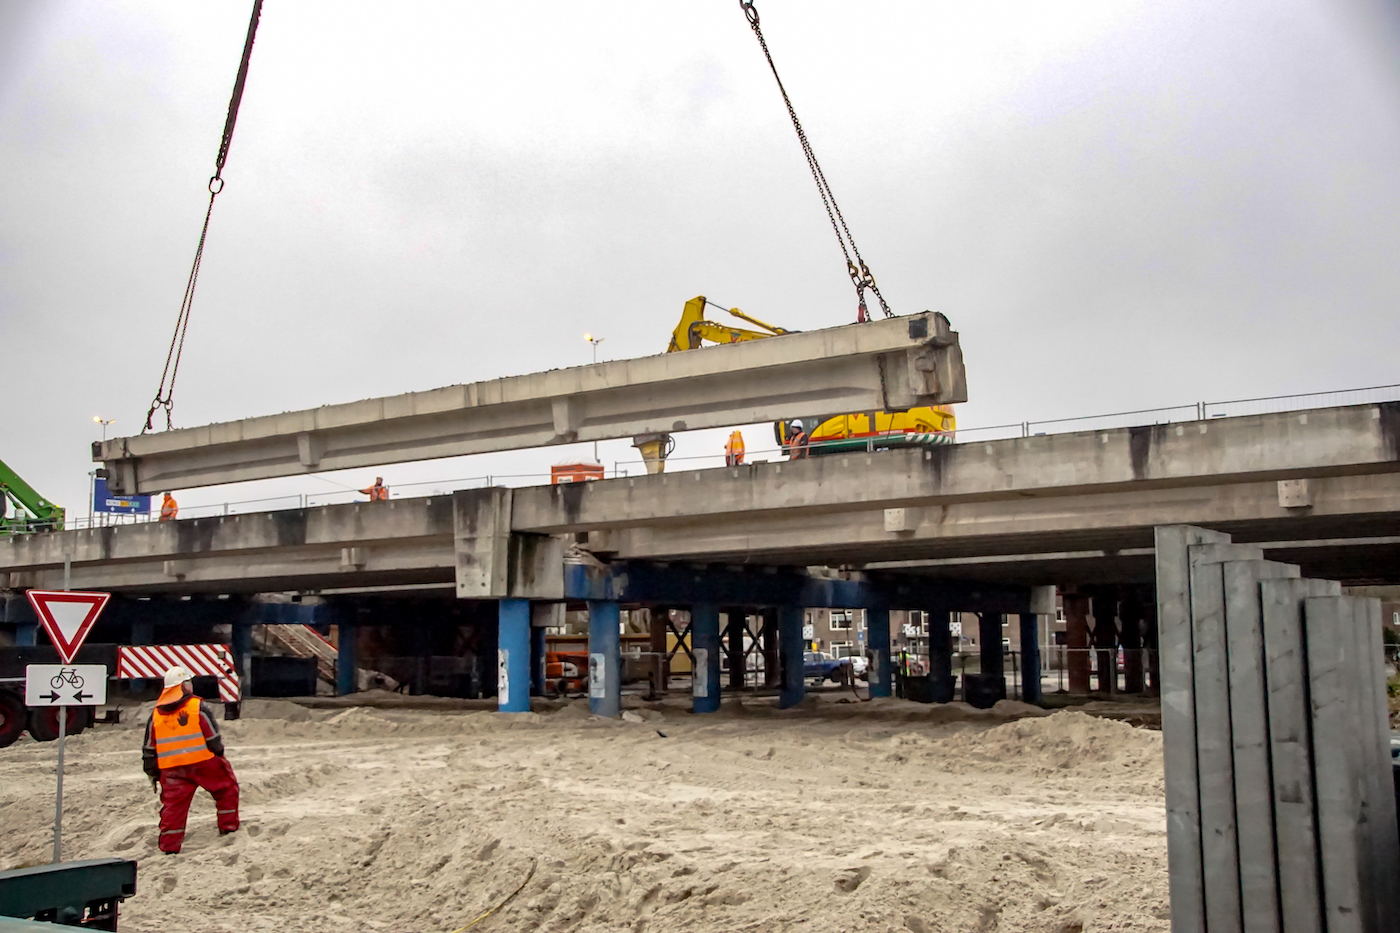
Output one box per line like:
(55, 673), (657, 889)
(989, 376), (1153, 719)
(0, 692), (25, 748)
(27, 707), (87, 743)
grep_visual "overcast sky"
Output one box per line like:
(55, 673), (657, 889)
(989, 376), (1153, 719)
(3, 1), (1398, 521)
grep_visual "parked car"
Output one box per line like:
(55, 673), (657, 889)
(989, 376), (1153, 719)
(848, 654), (869, 679)
(803, 651), (848, 683)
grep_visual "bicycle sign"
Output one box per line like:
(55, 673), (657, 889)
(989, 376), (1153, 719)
(25, 664), (107, 707)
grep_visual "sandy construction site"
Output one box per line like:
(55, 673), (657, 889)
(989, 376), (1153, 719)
(1, 695), (1169, 932)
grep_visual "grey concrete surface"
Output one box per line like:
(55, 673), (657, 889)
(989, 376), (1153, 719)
(96, 312), (966, 494)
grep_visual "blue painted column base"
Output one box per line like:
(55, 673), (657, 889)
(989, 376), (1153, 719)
(587, 600), (621, 718)
(498, 599), (532, 712)
(865, 607), (892, 698)
(778, 605), (805, 709)
(691, 603), (721, 714)
(1019, 612), (1043, 705)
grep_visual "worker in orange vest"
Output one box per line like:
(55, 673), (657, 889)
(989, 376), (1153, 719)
(359, 477), (389, 502)
(142, 665), (239, 854)
(158, 493), (178, 521)
(724, 430), (746, 467)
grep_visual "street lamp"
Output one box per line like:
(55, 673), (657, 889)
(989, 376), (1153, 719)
(583, 335), (604, 459)
(90, 417), (114, 526)
(583, 333), (604, 364)
(92, 416), (115, 442)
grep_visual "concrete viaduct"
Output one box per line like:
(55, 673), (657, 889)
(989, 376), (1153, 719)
(3, 400), (1397, 716)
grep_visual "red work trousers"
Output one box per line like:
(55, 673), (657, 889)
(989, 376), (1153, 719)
(158, 756), (240, 853)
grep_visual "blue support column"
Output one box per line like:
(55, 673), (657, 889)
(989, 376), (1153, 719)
(979, 613), (1005, 676)
(231, 617), (253, 700)
(529, 619), (547, 697)
(690, 603), (722, 714)
(335, 622), (358, 697)
(778, 605), (805, 709)
(865, 607), (892, 698)
(587, 600), (621, 718)
(497, 598), (531, 712)
(1019, 612), (1042, 704)
(16, 621), (36, 647)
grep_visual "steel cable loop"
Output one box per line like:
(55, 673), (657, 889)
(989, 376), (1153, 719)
(142, 0), (264, 433)
(739, 0), (892, 319)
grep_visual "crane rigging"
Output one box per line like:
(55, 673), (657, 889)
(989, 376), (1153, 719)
(140, 1), (910, 431)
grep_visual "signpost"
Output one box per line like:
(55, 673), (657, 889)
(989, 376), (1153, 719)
(92, 477), (151, 515)
(24, 590), (110, 863)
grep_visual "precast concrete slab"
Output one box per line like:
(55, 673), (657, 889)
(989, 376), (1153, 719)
(96, 312), (967, 495)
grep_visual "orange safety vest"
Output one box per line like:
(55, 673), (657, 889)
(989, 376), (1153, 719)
(362, 484), (389, 502)
(151, 697), (214, 769)
(725, 431), (745, 466)
(159, 498), (178, 521)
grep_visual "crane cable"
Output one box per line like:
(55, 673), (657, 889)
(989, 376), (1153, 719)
(738, 0), (892, 323)
(143, 0), (264, 433)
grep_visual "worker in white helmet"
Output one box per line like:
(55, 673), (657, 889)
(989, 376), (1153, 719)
(141, 665), (240, 854)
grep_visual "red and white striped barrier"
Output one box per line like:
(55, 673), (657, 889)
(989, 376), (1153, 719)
(117, 644), (241, 703)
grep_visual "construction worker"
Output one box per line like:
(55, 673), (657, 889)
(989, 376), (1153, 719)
(359, 477), (389, 502)
(142, 666), (239, 854)
(785, 421), (810, 460)
(158, 492), (178, 521)
(724, 430), (746, 467)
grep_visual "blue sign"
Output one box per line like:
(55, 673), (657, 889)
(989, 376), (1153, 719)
(93, 478), (151, 515)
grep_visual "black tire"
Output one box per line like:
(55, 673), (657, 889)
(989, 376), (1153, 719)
(27, 707), (87, 743)
(0, 692), (25, 748)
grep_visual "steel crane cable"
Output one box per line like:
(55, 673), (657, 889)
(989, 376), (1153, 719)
(143, 0), (264, 433)
(738, 0), (892, 322)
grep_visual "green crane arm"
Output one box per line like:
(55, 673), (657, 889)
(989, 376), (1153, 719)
(0, 457), (65, 533)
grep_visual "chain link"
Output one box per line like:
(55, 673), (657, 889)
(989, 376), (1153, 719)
(739, 0), (892, 320)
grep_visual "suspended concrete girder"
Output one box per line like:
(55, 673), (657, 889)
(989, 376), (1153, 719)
(96, 312), (967, 495)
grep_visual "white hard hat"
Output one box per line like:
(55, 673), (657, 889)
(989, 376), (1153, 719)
(163, 665), (194, 689)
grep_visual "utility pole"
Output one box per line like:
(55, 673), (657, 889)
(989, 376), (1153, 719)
(583, 334), (604, 461)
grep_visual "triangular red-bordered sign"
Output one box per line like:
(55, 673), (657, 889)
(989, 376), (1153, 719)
(26, 590), (111, 664)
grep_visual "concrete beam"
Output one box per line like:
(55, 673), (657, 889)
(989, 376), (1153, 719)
(96, 312), (966, 494)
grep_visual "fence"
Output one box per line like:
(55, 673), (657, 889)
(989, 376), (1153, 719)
(36, 381), (1400, 533)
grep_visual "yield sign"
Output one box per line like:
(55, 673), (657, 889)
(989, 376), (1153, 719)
(25, 590), (111, 664)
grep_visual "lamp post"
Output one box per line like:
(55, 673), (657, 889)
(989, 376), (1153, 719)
(583, 335), (604, 460)
(91, 418), (114, 526)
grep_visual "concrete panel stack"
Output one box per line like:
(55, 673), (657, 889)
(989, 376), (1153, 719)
(1156, 524), (1398, 932)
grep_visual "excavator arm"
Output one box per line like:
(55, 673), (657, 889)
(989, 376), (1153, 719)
(0, 458), (65, 534)
(667, 296), (790, 352)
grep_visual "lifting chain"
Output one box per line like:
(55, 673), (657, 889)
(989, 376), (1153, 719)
(739, 0), (892, 322)
(144, 0), (264, 433)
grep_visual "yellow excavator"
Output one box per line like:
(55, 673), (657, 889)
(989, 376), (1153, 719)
(632, 296), (957, 473)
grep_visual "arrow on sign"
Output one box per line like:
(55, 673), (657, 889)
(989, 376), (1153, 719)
(73, 691), (92, 702)
(40, 692), (60, 703)
(24, 591), (111, 664)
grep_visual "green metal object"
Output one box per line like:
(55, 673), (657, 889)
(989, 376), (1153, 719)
(0, 858), (136, 930)
(0, 458), (64, 535)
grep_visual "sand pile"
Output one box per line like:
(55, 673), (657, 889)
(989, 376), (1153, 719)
(0, 697), (1169, 932)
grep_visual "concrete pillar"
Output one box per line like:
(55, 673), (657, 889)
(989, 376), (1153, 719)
(336, 623), (358, 697)
(866, 607), (892, 698)
(691, 603), (722, 714)
(761, 610), (780, 688)
(529, 618), (547, 697)
(979, 613), (1004, 676)
(1019, 613), (1042, 704)
(1143, 597), (1161, 696)
(724, 608), (746, 690)
(1120, 592), (1145, 694)
(1063, 594), (1091, 693)
(649, 609), (670, 689)
(587, 600), (621, 718)
(1090, 590), (1119, 693)
(778, 605), (805, 709)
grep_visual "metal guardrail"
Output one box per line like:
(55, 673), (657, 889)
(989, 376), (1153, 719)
(26, 382), (1400, 533)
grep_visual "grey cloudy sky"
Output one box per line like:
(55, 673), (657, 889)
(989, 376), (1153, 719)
(3, 1), (1399, 519)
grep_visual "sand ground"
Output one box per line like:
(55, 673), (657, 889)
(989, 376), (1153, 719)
(0, 694), (1170, 932)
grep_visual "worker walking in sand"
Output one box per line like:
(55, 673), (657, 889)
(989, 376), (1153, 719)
(143, 665), (240, 854)
(359, 477), (389, 501)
